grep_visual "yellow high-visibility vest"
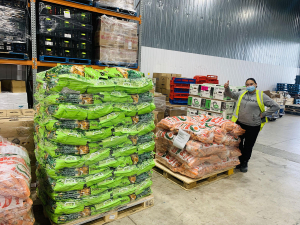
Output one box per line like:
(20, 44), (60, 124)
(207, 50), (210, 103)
(231, 90), (268, 130)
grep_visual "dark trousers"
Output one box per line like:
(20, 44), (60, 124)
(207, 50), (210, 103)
(236, 121), (260, 163)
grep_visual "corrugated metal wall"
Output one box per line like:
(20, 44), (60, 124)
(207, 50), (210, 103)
(141, 0), (300, 68)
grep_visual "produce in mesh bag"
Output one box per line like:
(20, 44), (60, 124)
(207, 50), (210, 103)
(87, 79), (116, 93)
(38, 139), (101, 157)
(132, 113), (154, 124)
(136, 121), (155, 136)
(44, 94), (102, 105)
(223, 134), (241, 147)
(213, 127), (227, 144)
(157, 116), (199, 130)
(40, 118), (102, 131)
(127, 70), (144, 79)
(185, 140), (226, 157)
(0, 142), (31, 199)
(172, 123), (214, 144)
(137, 92), (154, 103)
(0, 198), (34, 225)
(137, 132), (155, 144)
(114, 78), (153, 94)
(155, 152), (183, 172)
(230, 123), (246, 137)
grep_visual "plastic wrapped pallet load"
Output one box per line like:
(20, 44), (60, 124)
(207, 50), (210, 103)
(0, 140), (35, 225)
(155, 115), (245, 179)
(34, 65), (155, 224)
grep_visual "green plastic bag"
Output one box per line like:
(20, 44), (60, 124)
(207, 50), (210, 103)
(83, 190), (112, 206)
(82, 148), (111, 165)
(87, 104), (114, 120)
(44, 94), (102, 105)
(99, 91), (133, 103)
(45, 206), (82, 224)
(48, 177), (86, 192)
(47, 105), (87, 120)
(86, 169), (113, 187)
(84, 127), (113, 142)
(113, 103), (138, 116)
(45, 65), (85, 78)
(136, 132), (155, 144)
(136, 121), (156, 136)
(99, 112), (125, 128)
(49, 199), (85, 215)
(39, 139), (100, 157)
(92, 198), (122, 212)
(114, 78), (153, 94)
(47, 129), (89, 145)
(136, 187), (152, 199)
(135, 178), (153, 195)
(111, 145), (138, 158)
(45, 154), (84, 170)
(114, 124), (138, 136)
(85, 67), (107, 79)
(43, 118), (102, 131)
(114, 164), (138, 177)
(137, 102), (156, 115)
(127, 70), (144, 79)
(138, 92), (154, 103)
(101, 67), (124, 78)
(136, 159), (155, 175)
(100, 135), (132, 148)
(137, 141), (155, 154)
(112, 184), (136, 199)
(87, 79), (116, 93)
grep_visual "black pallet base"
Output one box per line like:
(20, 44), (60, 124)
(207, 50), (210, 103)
(93, 2), (137, 16)
(65, 0), (93, 6)
(95, 61), (138, 69)
(0, 52), (28, 60)
(285, 111), (300, 116)
(39, 55), (91, 65)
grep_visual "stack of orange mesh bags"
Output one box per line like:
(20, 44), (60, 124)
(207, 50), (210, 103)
(155, 115), (245, 178)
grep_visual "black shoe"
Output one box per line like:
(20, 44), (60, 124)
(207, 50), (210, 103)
(240, 161), (248, 173)
(236, 164), (241, 169)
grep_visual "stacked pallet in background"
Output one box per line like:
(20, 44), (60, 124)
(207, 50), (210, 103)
(0, 140), (35, 224)
(155, 115), (244, 186)
(0, 1), (28, 60)
(0, 109), (36, 182)
(38, 2), (93, 64)
(34, 65), (155, 224)
(153, 73), (181, 101)
(95, 15), (138, 68)
(94, 0), (136, 15)
(188, 84), (245, 119)
(194, 75), (219, 84)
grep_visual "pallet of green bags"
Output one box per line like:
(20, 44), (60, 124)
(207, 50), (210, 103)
(44, 194), (154, 225)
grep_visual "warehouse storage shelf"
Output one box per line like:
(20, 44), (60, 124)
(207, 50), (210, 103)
(0, 59), (32, 66)
(41, 0), (142, 23)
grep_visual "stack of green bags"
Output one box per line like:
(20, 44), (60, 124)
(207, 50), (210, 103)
(34, 65), (156, 224)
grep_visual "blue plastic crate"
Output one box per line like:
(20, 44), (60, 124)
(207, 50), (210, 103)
(295, 99), (300, 104)
(173, 78), (196, 84)
(39, 55), (91, 65)
(174, 88), (190, 93)
(288, 84), (300, 91)
(169, 98), (188, 105)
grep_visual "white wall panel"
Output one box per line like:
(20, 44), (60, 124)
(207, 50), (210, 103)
(141, 46), (299, 91)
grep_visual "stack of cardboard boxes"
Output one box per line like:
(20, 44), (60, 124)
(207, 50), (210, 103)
(0, 80), (28, 109)
(153, 73), (181, 101)
(0, 109), (36, 182)
(188, 84), (246, 119)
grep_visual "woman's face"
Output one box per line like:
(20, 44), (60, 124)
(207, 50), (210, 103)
(246, 80), (257, 88)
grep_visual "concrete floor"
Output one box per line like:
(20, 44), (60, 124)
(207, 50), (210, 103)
(109, 114), (300, 225)
(34, 115), (300, 225)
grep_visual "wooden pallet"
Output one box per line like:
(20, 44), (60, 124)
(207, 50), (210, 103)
(153, 159), (234, 190)
(45, 194), (154, 225)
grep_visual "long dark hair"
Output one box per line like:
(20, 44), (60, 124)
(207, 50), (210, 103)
(246, 78), (257, 84)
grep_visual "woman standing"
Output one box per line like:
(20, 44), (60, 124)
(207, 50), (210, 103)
(224, 78), (280, 173)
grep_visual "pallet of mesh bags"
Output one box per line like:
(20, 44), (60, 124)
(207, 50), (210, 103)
(0, 139), (35, 225)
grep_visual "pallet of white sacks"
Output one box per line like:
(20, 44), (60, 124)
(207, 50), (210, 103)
(44, 194), (154, 225)
(153, 159), (234, 190)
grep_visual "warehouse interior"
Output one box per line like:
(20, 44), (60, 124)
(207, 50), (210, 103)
(0, 0), (300, 225)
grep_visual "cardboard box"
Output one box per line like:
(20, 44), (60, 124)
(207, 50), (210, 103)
(286, 98), (294, 105)
(187, 108), (198, 117)
(153, 110), (165, 124)
(166, 106), (187, 117)
(1, 80), (26, 93)
(153, 73), (181, 89)
(198, 109), (207, 115)
(155, 87), (163, 93)
(225, 102), (236, 114)
(95, 31), (124, 48)
(0, 93), (28, 110)
(162, 88), (170, 101)
(189, 84), (201, 96)
(213, 86), (231, 100)
(200, 84), (215, 98)
(209, 99), (227, 113)
(160, 76), (172, 89)
(172, 74), (182, 78)
(191, 97), (202, 109)
(0, 118), (34, 137)
(0, 110), (7, 118)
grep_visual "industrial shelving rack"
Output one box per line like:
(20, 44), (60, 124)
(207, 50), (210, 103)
(0, 0), (143, 93)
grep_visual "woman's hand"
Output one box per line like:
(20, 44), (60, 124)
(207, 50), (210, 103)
(224, 80), (229, 89)
(260, 113), (263, 118)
